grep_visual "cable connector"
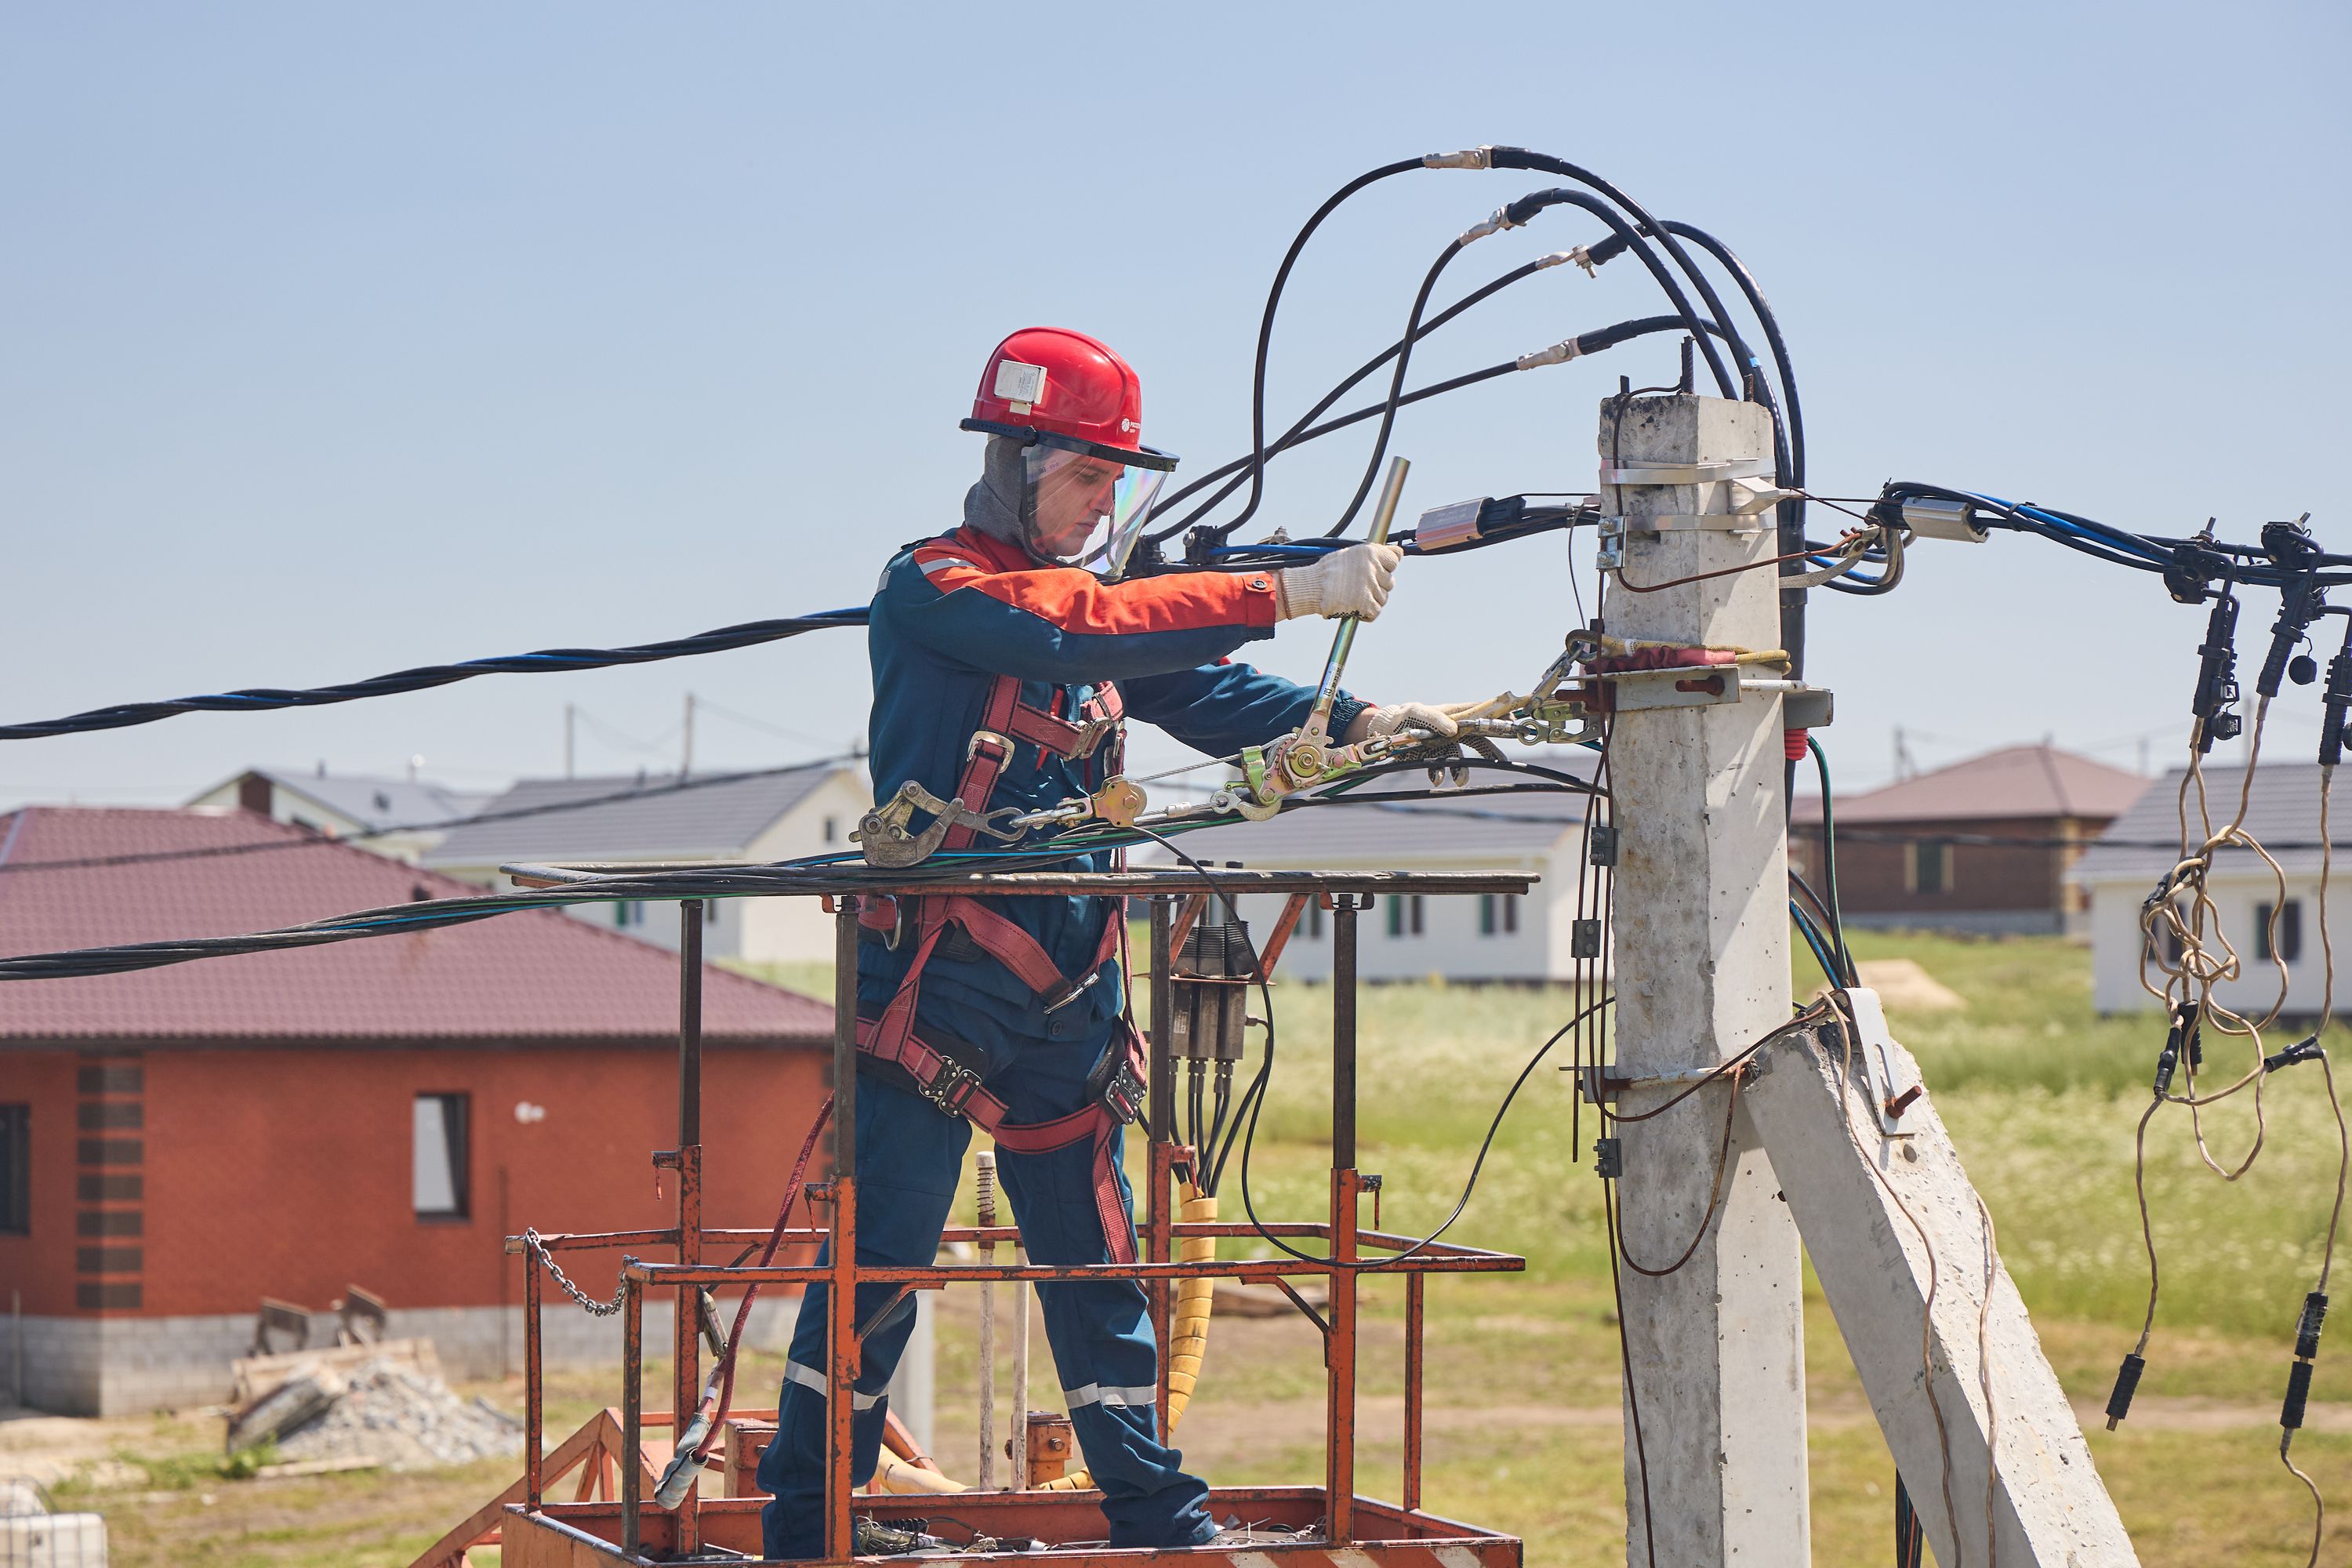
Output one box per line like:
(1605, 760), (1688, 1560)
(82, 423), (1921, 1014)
(1593, 1137), (1623, 1178)
(2280, 1293), (2325, 1433)
(2190, 591), (2244, 754)
(1515, 337), (1582, 372)
(2104, 1352), (2145, 1429)
(1457, 205), (1521, 245)
(1532, 249), (1579, 272)
(2263, 1035), (2325, 1075)
(1422, 147), (1496, 170)
(1565, 245), (1596, 277)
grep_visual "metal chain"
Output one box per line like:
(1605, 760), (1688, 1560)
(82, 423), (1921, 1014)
(523, 1227), (633, 1317)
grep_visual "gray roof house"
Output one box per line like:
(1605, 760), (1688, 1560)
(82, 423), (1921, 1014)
(2071, 761), (2345, 1014)
(1138, 758), (1599, 982)
(424, 763), (870, 964)
(184, 767), (493, 866)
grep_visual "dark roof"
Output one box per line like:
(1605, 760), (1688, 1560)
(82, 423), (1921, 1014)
(197, 768), (492, 830)
(1793, 745), (2147, 826)
(0, 807), (830, 1044)
(2072, 761), (2345, 883)
(1138, 758), (1597, 867)
(425, 764), (851, 867)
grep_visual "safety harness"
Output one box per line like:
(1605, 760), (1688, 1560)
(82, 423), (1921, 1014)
(855, 673), (1148, 1261)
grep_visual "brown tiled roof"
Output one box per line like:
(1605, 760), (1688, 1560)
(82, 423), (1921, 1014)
(0, 807), (831, 1044)
(1791, 745), (2148, 826)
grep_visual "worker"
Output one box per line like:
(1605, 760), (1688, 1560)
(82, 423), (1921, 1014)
(757, 327), (1460, 1556)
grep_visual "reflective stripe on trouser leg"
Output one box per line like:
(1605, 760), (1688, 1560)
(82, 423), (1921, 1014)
(996, 1111), (1214, 1550)
(757, 1078), (968, 1561)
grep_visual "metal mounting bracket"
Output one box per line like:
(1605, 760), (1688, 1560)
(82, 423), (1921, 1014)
(1829, 986), (1926, 1135)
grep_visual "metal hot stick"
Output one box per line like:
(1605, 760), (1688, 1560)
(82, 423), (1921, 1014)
(1308, 456), (1410, 736)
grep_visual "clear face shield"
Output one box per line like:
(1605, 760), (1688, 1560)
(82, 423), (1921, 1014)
(1022, 444), (1167, 579)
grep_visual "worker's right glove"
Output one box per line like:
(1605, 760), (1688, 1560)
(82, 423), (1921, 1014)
(1274, 542), (1403, 622)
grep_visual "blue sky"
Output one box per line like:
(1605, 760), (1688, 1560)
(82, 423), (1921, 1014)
(2, 2), (2347, 811)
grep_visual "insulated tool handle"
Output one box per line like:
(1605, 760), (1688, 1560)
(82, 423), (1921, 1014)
(1309, 456), (1410, 732)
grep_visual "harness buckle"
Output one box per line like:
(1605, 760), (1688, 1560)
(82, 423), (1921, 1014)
(1066, 717), (1120, 760)
(966, 728), (1016, 764)
(918, 1058), (985, 1120)
(1087, 1048), (1147, 1127)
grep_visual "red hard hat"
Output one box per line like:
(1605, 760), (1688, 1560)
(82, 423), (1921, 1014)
(961, 328), (1178, 472)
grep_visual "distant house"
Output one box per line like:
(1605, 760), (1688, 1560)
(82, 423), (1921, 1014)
(184, 767), (492, 866)
(0, 806), (833, 1416)
(2072, 760), (2347, 1015)
(1135, 762), (1601, 983)
(1790, 745), (2147, 938)
(424, 764), (870, 964)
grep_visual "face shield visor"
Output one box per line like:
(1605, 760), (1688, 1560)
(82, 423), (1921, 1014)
(1022, 439), (1169, 579)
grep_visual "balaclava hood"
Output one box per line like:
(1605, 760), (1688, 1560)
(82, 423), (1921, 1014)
(962, 436), (1032, 550)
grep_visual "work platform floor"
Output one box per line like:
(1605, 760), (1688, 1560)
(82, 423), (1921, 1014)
(499, 1487), (1522, 1565)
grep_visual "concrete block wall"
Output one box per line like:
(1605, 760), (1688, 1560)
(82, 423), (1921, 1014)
(15, 1295), (799, 1415)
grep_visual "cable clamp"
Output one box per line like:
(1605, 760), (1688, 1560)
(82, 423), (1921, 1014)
(1515, 339), (1582, 372)
(1457, 205), (1521, 245)
(1533, 249), (1579, 272)
(1601, 456), (1775, 487)
(1421, 147), (1495, 169)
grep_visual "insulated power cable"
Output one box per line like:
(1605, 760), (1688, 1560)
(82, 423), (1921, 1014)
(0, 611), (869, 742)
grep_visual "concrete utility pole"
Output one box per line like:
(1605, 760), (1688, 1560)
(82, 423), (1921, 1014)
(1601, 393), (1809, 1566)
(1599, 394), (2136, 1566)
(682, 692), (695, 779)
(564, 702), (576, 779)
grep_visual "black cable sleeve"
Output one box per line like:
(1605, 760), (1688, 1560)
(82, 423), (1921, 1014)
(1322, 237), (1472, 538)
(1149, 254), (1563, 541)
(1491, 190), (1735, 399)
(1483, 150), (1744, 400)
(1220, 159), (1425, 541)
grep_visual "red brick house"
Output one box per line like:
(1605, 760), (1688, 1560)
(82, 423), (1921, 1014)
(0, 807), (833, 1414)
(1789, 745), (2148, 937)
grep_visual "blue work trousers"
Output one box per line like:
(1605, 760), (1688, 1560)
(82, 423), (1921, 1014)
(756, 1018), (1213, 1556)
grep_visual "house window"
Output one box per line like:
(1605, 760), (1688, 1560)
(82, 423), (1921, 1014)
(412, 1094), (470, 1220)
(1305, 903), (1326, 940)
(614, 901), (644, 929)
(1907, 841), (1950, 895)
(1479, 894), (1519, 937)
(823, 815), (840, 845)
(0, 1105), (27, 1235)
(1386, 896), (1403, 938)
(1501, 895), (1519, 934)
(706, 901), (721, 929)
(2256, 900), (2304, 964)
(1479, 895), (1496, 936)
(1397, 895), (1425, 937)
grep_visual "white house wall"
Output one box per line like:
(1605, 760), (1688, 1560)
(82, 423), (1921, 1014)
(1205, 839), (1586, 983)
(2087, 873), (2352, 1015)
(739, 771), (873, 964)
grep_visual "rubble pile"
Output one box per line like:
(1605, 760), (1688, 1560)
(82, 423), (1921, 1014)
(245, 1357), (521, 1472)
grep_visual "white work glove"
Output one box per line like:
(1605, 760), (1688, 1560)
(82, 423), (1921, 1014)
(1364, 702), (1461, 741)
(1274, 542), (1403, 622)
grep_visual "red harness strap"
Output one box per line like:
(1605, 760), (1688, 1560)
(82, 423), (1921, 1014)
(855, 1011), (1145, 1265)
(859, 673), (1140, 1257)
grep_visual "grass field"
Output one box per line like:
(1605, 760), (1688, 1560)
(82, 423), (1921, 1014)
(23, 931), (2352, 1563)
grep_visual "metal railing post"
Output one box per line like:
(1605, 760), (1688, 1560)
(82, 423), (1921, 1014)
(1327, 894), (1361, 1544)
(826, 898), (861, 1562)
